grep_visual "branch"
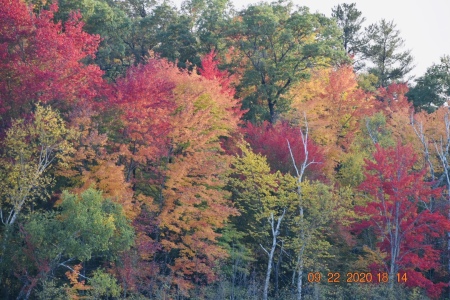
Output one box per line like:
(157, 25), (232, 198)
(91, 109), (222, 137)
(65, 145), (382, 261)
(59, 263), (90, 280)
(365, 118), (378, 144)
(260, 244), (269, 256)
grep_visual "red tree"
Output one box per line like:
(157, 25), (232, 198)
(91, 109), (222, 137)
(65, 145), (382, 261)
(112, 59), (176, 183)
(0, 0), (105, 123)
(242, 121), (324, 179)
(354, 142), (450, 298)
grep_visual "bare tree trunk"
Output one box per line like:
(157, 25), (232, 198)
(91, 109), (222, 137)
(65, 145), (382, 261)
(296, 254), (304, 300)
(262, 209), (286, 300)
(275, 240), (284, 297)
(287, 114), (319, 300)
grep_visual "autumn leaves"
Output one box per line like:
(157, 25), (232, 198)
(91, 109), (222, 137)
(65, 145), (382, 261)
(2, 0), (450, 299)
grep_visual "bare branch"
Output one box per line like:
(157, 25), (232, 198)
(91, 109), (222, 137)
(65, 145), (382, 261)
(59, 263), (90, 280)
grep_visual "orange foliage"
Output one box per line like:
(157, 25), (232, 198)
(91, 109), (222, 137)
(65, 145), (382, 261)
(287, 65), (376, 172)
(377, 83), (418, 146)
(57, 108), (138, 219)
(65, 264), (91, 299)
(156, 59), (241, 292)
(112, 57), (242, 293)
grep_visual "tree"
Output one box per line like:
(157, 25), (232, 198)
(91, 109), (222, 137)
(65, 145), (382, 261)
(286, 66), (376, 174)
(0, 0), (106, 124)
(229, 1), (346, 123)
(56, 108), (138, 219)
(112, 59), (176, 185)
(411, 107), (450, 299)
(331, 3), (366, 69)
(54, 0), (133, 80)
(184, 0), (234, 54)
(13, 188), (134, 299)
(241, 121), (324, 179)
(152, 57), (241, 293)
(408, 55), (450, 112)
(363, 19), (414, 87)
(354, 143), (450, 298)
(229, 143), (295, 300)
(154, 13), (200, 69)
(0, 105), (74, 227)
(285, 116), (346, 300)
(0, 104), (75, 295)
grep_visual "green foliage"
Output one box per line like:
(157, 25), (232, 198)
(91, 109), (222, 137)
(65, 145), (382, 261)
(56, 0), (132, 79)
(0, 188), (135, 298)
(407, 55), (450, 112)
(24, 188), (134, 262)
(88, 269), (122, 298)
(362, 19), (414, 87)
(332, 3), (366, 69)
(230, 1), (346, 123)
(288, 180), (343, 269)
(360, 112), (394, 148)
(36, 280), (70, 300)
(185, 0), (235, 53)
(337, 151), (366, 188)
(357, 72), (379, 92)
(337, 112), (393, 187)
(154, 13), (200, 69)
(229, 143), (293, 239)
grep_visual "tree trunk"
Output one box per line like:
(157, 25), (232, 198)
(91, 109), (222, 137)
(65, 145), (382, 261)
(275, 240), (284, 297)
(263, 210), (285, 300)
(268, 99), (275, 124)
(296, 256), (304, 300)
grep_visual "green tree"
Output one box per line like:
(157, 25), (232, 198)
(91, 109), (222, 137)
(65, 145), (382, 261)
(15, 188), (134, 298)
(229, 1), (346, 123)
(363, 19), (414, 87)
(408, 55), (450, 112)
(331, 3), (366, 69)
(154, 14), (200, 69)
(182, 0), (234, 54)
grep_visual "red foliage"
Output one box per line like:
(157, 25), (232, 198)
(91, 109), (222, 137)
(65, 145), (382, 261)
(242, 121), (325, 179)
(112, 59), (176, 182)
(0, 0), (106, 122)
(377, 83), (412, 114)
(354, 143), (450, 298)
(199, 51), (245, 120)
(198, 51), (233, 95)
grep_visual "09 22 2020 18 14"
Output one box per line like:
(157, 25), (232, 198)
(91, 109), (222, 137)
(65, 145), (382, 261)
(307, 272), (408, 283)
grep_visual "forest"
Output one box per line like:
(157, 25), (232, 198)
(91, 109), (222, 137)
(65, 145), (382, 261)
(1, 0), (450, 299)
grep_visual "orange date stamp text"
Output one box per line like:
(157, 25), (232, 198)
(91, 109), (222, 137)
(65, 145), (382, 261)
(307, 272), (407, 283)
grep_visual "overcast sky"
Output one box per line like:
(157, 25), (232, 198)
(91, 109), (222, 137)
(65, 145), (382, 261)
(172, 0), (450, 80)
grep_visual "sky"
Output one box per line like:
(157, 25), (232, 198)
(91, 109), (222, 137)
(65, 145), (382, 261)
(172, 0), (450, 80)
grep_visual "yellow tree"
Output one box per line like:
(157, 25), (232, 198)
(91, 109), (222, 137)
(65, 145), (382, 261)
(229, 143), (295, 300)
(0, 104), (74, 227)
(287, 65), (376, 175)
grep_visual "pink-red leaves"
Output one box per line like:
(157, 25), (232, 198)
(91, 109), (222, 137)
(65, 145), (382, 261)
(355, 142), (450, 298)
(0, 0), (105, 121)
(242, 121), (324, 179)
